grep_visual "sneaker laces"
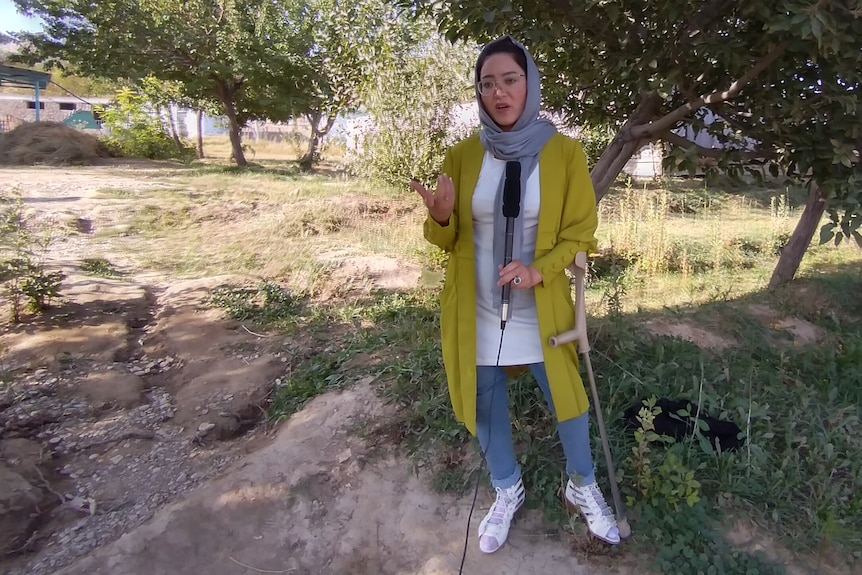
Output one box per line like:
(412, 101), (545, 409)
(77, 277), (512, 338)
(478, 482), (524, 554)
(580, 483), (613, 518)
(568, 480), (619, 544)
(486, 488), (517, 527)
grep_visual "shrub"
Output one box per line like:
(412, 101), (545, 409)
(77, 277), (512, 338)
(98, 87), (192, 160)
(577, 124), (615, 170)
(0, 195), (64, 322)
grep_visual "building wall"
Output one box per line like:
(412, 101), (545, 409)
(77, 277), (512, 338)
(623, 142), (664, 178)
(0, 95), (110, 127)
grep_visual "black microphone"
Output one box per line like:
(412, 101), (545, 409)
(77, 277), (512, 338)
(500, 160), (521, 330)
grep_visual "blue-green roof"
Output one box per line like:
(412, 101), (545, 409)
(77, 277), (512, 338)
(0, 64), (51, 90)
(63, 110), (101, 129)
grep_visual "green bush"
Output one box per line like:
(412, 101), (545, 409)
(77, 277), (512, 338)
(578, 124), (616, 170)
(0, 196), (65, 321)
(98, 87), (192, 160)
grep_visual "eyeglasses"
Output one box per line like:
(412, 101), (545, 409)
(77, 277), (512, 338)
(477, 74), (526, 96)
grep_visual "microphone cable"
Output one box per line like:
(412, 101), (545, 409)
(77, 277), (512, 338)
(458, 325), (506, 575)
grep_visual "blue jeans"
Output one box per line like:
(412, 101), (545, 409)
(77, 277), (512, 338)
(476, 363), (596, 489)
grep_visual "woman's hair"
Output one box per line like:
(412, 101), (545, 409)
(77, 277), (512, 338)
(475, 37), (528, 82)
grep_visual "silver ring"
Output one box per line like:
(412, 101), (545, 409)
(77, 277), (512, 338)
(513, 276), (522, 286)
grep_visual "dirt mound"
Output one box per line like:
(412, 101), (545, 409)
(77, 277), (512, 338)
(644, 318), (735, 351)
(0, 122), (112, 166)
(49, 381), (613, 575)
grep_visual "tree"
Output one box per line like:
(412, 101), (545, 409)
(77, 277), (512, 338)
(290, 0), (374, 171)
(47, 68), (118, 98)
(354, 29), (476, 187)
(12, 0), (313, 166)
(289, 0), (441, 171)
(136, 77), (187, 153)
(403, 0), (862, 285)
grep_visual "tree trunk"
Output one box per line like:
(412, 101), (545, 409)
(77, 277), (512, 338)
(299, 111), (336, 172)
(216, 83), (247, 167)
(167, 106), (183, 152)
(196, 109), (205, 159)
(769, 185), (828, 288)
(591, 93), (663, 202)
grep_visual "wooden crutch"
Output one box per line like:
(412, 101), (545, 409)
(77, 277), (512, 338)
(549, 252), (632, 540)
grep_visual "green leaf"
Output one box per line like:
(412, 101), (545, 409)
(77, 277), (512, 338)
(810, 14), (823, 42)
(697, 432), (714, 456)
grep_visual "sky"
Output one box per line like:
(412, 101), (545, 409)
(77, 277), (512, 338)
(1, 0), (44, 35)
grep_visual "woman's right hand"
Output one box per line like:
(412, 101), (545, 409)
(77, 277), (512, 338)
(411, 175), (455, 226)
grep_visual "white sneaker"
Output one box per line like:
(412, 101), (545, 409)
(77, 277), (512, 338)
(477, 478), (525, 554)
(564, 479), (620, 545)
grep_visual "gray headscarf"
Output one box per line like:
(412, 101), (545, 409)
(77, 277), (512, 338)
(476, 36), (557, 313)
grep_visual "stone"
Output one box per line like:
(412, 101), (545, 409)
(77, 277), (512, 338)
(0, 438), (47, 477)
(0, 463), (44, 555)
(79, 373), (146, 408)
(337, 449), (352, 464)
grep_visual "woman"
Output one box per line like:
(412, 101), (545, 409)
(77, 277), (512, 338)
(411, 36), (620, 554)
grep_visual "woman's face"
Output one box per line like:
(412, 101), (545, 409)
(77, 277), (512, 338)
(479, 53), (527, 132)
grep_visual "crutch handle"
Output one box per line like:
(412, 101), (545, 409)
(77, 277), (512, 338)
(548, 252), (590, 352)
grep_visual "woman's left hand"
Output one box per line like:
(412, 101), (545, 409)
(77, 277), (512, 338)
(498, 261), (543, 290)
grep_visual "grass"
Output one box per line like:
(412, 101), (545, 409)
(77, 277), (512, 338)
(72, 146), (862, 575)
(79, 257), (121, 277)
(93, 159), (429, 284)
(95, 187), (137, 199)
(199, 135), (347, 165)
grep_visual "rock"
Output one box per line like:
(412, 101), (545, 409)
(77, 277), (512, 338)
(0, 463), (44, 554)
(79, 373), (146, 408)
(110, 455), (124, 465)
(197, 422), (216, 434)
(0, 438), (48, 477)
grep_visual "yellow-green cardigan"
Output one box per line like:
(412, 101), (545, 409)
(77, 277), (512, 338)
(424, 133), (599, 436)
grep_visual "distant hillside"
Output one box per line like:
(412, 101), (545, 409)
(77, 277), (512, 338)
(0, 46), (116, 99)
(0, 36), (21, 62)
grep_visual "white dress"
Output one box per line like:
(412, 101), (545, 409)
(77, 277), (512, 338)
(472, 151), (544, 366)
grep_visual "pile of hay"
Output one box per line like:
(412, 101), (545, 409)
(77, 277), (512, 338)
(0, 121), (112, 166)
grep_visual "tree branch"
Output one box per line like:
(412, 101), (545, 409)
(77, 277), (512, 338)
(711, 104), (780, 149)
(661, 131), (775, 161)
(631, 42), (788, 139)
(595, 142), (644, 199)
